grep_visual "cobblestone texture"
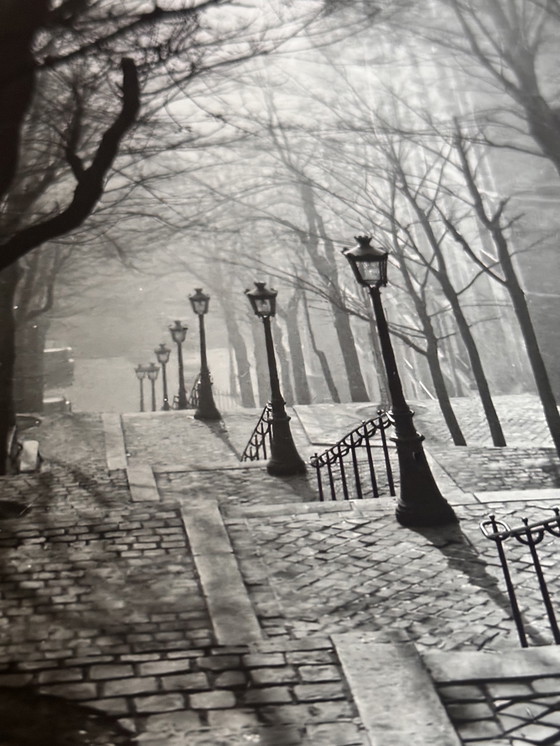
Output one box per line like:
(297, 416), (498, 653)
(5, 397), (560, 744)
(431, 446), (560, 492)
(157, 467), (318, 508)
(226, 499), (560, 652)
(122, 413), (242, 467)
(0, 504), (213, 668)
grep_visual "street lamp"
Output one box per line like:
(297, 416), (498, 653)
(146, 362), (160, 412)
(189, 288), (221, 421)
(245, 281), (307, 476)
(169, 320), (188, 410)
(134, 364), (149, 412)
(154, 343), (171, 411)
(343, 235), (457, 527)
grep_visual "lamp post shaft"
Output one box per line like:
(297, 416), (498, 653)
(176, 341), (188, 410)
(368, 286), (457, 526)
(139, 380), (145, 413)
(161, 362), (170, 411)
(194, 314), (221, 421)
(262, 316), (306, 476)
(150, 379), (157, 412)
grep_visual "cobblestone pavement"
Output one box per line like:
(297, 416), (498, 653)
(224, 498), (560, 653)
(3, 398), (560, 744)
(296, 393), (556, 449)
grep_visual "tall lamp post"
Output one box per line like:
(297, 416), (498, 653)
(146, 362), (160, 412)
(134, 364), (148, 412)
(189, 288), (222, 421)
(245, 281), (307, 477)
(155, 343), (171, 411)
(343, 236), (457, 527)
(169, 320), (188, 410)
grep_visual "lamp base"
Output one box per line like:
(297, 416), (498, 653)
(267, 414), (307, 477)
(393, 434), (458, 528)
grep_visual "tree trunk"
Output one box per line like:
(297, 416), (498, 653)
(331, 302), (370, 402)
(446, 290), (506, 445)
(272, 319), (294, 407)
(250, 320), (270, 407)
(0, 1), (47, 202)
(498, 247), (560, 455)
(14, 317), (49, 412)
(367, 315), (389, 407)
(0, 265), (19, 474)
(403, 185), (506, 446)
(223, 310), (255, 408)
(302, 294), (340, 403)
(283, 292), (311, 404)
(424, 337), (467, 446)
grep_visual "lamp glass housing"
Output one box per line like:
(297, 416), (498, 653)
(343, 236), (388, 288)
(146, 363), (159, 381)
(135, 364), (148, 380)
(155, 343), (171, 365)
(189, 288), (210, 316)
(169, 320), (188, 344)
(245, 281), (277, 318)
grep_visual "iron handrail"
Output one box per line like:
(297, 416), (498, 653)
(310, 410), (396, 501)
(240, 402), (273, 462)
(481, 508), (560, 648)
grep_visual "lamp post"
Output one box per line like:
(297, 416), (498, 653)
(155, 343), (171, 411)
(169, 320), (188, 410)
(134, 364), (149, 412)
(245, 281), (307, 476)
(343, 235), (457, 527)
(146, 362), (160, 412)
(189, 288), (221, 421)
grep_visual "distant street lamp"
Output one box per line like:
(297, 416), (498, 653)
(343, 235), (457, 527)
(146, 362), (160, 412)
(169, 320), (188, 410)
(189, 288), (222, 420)
(245, 281), (306, 476)
(134, 364), (149, 412)
(155, 343), (171, 411)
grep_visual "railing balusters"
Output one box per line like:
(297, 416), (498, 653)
(338, 444), (350, 501)
(350, 430), (363, 500)
(309, 411), (395, 502)
(481, 509), (560, 647)
(241, 403), (273, 462)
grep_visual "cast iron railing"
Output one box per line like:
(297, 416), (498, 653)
(188, 374), (201, 408)
(240, 403), (273, 462)
(310, 411), (396, 501)
(481, 509), (560, 647)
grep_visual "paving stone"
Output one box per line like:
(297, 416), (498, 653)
(38, 682), (98, 699)
(294, 683), (346, 702)
(243, 686), (293, 705)
(251, 666), (298, 685)
(90, 663), (135, 680)
(188, 690), (236, 709)
(102, 677), (158, 697)
(305, 721), (366, 746)
(197, 655), (241, 671)
(138, 660), (193, 676)
(299, 665), (341, 683)
(159, 673), (210, 691)
(133, 694), (186, 713)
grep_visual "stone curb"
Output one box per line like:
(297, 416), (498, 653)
(473, 487), (560, 504)
(181, 501), (262, 645)
(333, 632), (461, 745)
(127, 459), (159, 502)
(102, 413), (127, 471)
(424, 646), (560, 682)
